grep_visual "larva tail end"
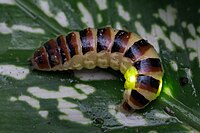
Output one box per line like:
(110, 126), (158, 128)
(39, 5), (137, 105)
(28, 58), (36, 71)
(117, 101), (135, 114)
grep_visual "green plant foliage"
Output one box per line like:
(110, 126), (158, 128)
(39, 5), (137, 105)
(0, 0), (200, 132)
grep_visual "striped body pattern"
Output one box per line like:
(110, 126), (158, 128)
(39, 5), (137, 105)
(30, 27), (164, 110)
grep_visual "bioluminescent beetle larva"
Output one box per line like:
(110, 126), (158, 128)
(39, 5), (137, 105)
(30, 27), (164, 110)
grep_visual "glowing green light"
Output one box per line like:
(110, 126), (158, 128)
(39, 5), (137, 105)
(124, 66), (138, 90)
(163, 85), (173, 97)
(156, 79), (163, 97)
(129, 75), (135, 82)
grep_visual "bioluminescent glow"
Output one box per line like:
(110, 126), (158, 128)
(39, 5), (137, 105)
(156, 79), (163, 97)
(124, 66), (138, 89)
(163, 86), (173, 97)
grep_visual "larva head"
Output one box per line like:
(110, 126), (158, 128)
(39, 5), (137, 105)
(30, 47), (51, 70)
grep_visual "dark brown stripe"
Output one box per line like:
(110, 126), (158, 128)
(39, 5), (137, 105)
(79, 28), (94, 55)
(56, 35), (70, 64)
(122, 101), (132, 111)
(135, 75), (160, 93)
(33, 47), (50, 69)
(124, 39), (152, 61)
(130, 90), (149, 107)
(97, 28), (111, 52)
(111, 30), (131, 53)
(134, 58), (162, 73)
(66, 32), (79, 57)
(44, 39), (61, 68)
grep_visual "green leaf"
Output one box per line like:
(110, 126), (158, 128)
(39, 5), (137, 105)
(0, 0), (200, 132)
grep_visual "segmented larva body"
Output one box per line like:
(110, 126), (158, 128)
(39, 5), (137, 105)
(30, 27), (164, 110)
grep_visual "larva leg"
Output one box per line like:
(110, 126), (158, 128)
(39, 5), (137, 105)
(64, 31), (83, 70)
(83, 51), (97, 69)
(119, 57), (133, 74)
(109, 53), (123, 70)
(79, 28), (98, 69)
(68, 55), (83, 70)
(96, 51), (110, 68)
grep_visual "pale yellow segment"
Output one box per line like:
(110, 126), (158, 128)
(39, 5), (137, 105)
(119, 57), (133, 74)
(67, 32), (84, 70)
(119, 33), (141, 74)
(73, 31), (83, 55)
(135, 47), (164, 80)
(82, 28), (97, 69)
(137, 47), (160, 61)
(69, 55), (83, 70)
(109, 31), (141, 71)
(88, 28), (97, 52)
(96, 51), (110, 68)
(107, 28), (120, 70)
(96, 28), (116, 68)
(108, 28), (118, 51)
(83, 51), (97, 69)
(135, 79), (163, 101)
(135, 88), (157, 101)
(123, 89), (143, 110)
(141, 72), (163, 80)
(66, 28), (143, 72)
(125, 32), (142, 50)
(110, 53), (123, 70)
